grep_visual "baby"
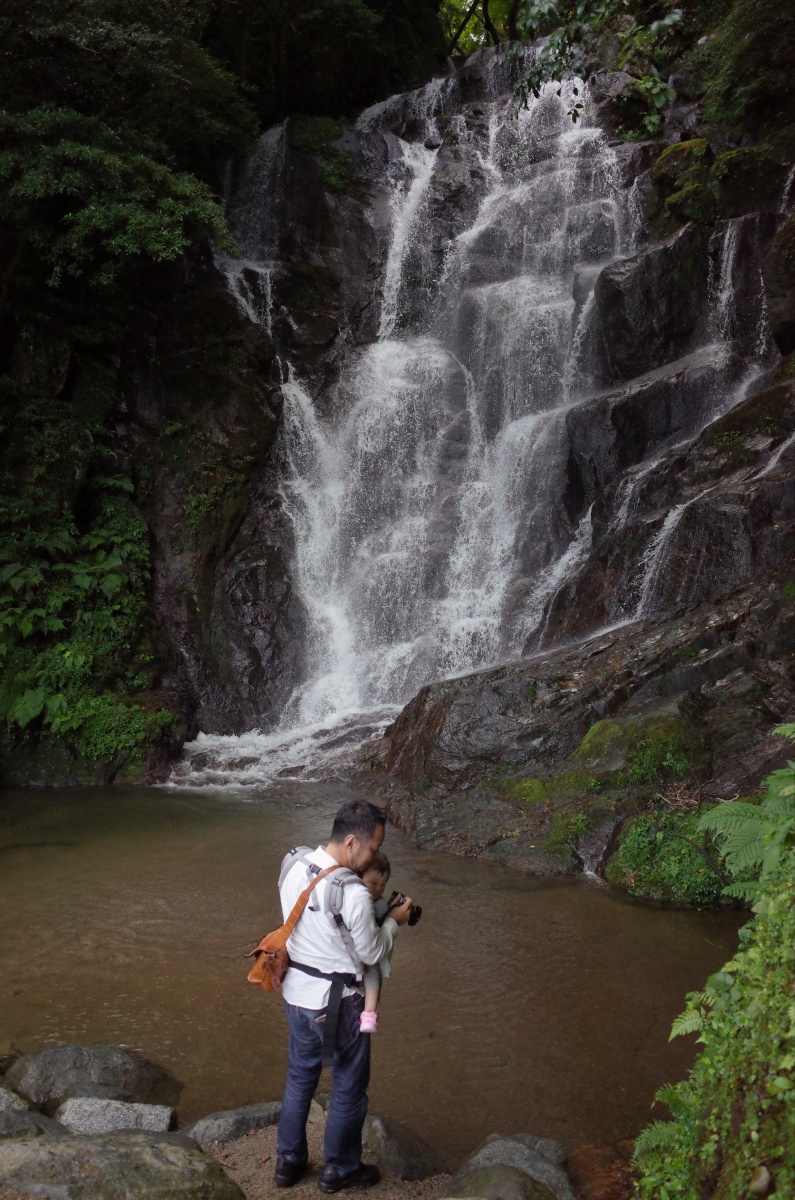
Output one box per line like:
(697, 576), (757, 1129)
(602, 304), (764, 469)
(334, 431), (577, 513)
(359, 851), (394, 1033)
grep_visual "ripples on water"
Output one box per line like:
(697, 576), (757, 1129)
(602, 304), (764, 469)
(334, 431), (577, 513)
(0, 784), (744, 1163)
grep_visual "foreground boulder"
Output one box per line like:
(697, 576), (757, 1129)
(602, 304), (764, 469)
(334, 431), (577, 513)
(363, 1112), (445, 1180)
(55, 1097), (174, 1134)
(453, 1135), (574, 1200)
(186, 1100), (282, 1145)
(5, 1045), (182, 1115)
(448, 1162), (557, 1200)
(0, 1131), (243, 1199)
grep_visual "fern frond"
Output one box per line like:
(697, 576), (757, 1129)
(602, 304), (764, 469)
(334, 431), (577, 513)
(772, 724), (795, 741)
(653, 1082), (681, 1109)
(698, 803), (764, 834)
(632, 1119), (682, 1160)
(722, 880), (762, 901)
(670, 1008), (705, 1040)
(723, 835), (767, 871)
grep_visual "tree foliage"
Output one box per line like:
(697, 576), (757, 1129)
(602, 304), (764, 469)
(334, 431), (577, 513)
(512, 0), (682, 130)
(202, 0), (447, 127)
(0, 0), (256, 311)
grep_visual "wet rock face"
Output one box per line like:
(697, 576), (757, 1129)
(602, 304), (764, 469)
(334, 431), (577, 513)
(593, 225), (711, 383)
(381, 579), (795, 873)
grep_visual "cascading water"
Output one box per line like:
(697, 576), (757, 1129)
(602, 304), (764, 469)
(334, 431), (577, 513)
(173, 57), (779, 786)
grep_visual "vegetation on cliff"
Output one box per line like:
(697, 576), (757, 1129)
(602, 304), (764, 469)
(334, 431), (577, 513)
(633, 729), (795, 1196)
(0, 0), (447, 779)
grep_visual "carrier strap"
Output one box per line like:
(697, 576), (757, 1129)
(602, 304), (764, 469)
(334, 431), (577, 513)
(290, 962), (358, 1066)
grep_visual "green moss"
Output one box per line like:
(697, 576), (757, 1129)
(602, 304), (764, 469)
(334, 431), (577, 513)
(510, 769), (594, 805)
(605, 809), (727, 906)
(182, 431), (254, 538)
(652, 139), (714, 187)
(664, 181), (718, 226)
(543, 809), (591, 853)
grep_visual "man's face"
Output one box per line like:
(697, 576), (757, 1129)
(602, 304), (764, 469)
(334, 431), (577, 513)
(346, 823), (384, 873)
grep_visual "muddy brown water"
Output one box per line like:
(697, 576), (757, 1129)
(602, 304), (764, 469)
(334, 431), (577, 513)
(0, 784), (744, 1164)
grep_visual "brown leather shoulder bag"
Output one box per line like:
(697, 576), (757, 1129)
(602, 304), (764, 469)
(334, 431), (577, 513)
(245, 863), (343, 992)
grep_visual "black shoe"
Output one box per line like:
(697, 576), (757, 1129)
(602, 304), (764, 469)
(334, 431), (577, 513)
(318, 1164), (381, 1194)
(275, 1156), (309, 1187)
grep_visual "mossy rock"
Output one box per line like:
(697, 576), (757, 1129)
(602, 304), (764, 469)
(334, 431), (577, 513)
(665, 181), (717, 226)
(651, 139), (714, 187)
(573, 714), (691, 778)
(509, 769), (594, 806)
(647, 140), (716, 233)
(709, 148), (786, 217)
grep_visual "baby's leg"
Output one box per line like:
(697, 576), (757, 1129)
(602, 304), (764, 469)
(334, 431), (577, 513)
(364, 984), (380, 1014)
(361, 967), (381, 1032)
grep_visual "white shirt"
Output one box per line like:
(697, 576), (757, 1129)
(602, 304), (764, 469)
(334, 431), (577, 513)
(280, 846), (399, 1009)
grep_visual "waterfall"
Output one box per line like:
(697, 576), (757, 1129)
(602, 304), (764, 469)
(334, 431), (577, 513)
(272, 84), (629, 733)
(174, 60), (778, 785)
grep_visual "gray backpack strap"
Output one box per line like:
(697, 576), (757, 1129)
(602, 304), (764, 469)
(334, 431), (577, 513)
(278, 845), (314, 890)
(324, 869), (365, 979)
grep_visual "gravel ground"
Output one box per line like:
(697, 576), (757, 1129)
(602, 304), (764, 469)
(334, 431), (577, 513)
(203, 1111), (452, 1200)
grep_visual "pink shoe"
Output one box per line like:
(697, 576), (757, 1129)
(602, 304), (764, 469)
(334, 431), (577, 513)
(360, 1010), (379, 1033)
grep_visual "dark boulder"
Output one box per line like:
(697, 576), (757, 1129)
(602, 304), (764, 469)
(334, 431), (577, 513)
(5, 1045), (182, 1117)
(363, 1112), (446, 1180)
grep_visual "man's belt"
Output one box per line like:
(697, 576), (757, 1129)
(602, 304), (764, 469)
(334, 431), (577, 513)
(289, 962), (359, 1066)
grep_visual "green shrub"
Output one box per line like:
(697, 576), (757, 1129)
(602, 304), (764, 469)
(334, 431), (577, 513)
(634, 847), (795, 1197)
(605, 809), (727, 906)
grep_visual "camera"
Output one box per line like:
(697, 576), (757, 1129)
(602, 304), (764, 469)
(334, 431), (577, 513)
(387, 890), (422, 926)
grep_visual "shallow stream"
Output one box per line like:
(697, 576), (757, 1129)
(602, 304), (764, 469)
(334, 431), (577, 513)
(0, 785), (743, 1164)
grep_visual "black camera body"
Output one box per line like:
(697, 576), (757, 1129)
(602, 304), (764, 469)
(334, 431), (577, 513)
(388, 890), (422, 926)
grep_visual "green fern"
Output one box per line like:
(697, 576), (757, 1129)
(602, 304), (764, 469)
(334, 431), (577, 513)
(633, 1118), (684, 1160)
(698, 726), (795, 902)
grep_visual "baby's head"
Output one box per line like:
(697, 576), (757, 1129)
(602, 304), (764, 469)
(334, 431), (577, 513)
(361, 851), (391, 901)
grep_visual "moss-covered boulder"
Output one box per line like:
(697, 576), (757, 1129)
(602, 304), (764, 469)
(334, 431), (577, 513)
(646, 141), (785, 233)
(709, 147), (787, 217)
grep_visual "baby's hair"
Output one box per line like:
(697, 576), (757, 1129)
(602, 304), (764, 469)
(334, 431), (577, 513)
(368, 851), (391, 879)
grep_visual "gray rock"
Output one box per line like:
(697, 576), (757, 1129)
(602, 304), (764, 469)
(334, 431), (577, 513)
(363, 1112), (445, 1180)
(186, 1100), (282, 1146)
(5, 1045), (182, 1115)
(55, 1098), (174, 1134)
(0, 1131), (244, 1199)
(448, 1164), (556, 1200)
(0, 1081), (30, 1115)
(454, 1135), (575, 1200)
(0, 1110), (67, 1139)
(483, 1134), (567, 1169)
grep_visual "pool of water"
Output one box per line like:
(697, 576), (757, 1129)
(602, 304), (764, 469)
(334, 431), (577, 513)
(0, 783), (743, 1164)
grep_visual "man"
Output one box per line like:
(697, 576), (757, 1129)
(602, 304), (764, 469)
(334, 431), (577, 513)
(275, 799), (414, 1193)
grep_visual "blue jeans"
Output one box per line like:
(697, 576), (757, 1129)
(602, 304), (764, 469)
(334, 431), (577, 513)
(277, 993), (370, 1176)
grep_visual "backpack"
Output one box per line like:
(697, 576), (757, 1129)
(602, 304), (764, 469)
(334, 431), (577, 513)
(245, 847), (363, 992)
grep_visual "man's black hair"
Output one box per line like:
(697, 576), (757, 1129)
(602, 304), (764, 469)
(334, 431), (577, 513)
(330, 800), (385, 843)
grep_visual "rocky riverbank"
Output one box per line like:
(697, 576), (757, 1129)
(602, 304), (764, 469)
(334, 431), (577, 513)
(0, 1043), (634, 1200)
